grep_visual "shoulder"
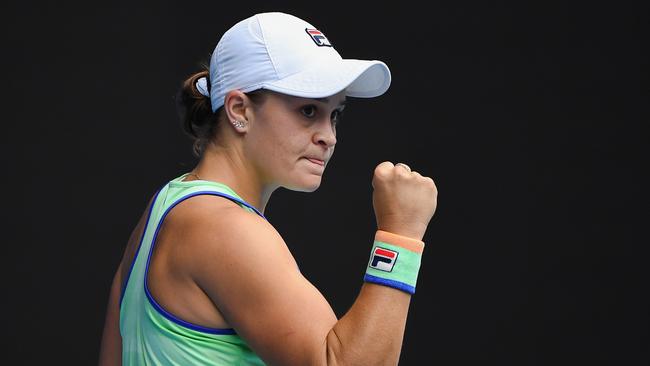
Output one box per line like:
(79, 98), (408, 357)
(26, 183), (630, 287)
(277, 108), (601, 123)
(169, 193), (296, 272)
(119, 190), (168, 290)
(171, 193), (276, 239)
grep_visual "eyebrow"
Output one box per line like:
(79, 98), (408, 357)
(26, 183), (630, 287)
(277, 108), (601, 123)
(312, 97), (347, 107)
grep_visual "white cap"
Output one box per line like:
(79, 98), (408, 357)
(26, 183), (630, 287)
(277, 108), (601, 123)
(206, 12), (392, 112)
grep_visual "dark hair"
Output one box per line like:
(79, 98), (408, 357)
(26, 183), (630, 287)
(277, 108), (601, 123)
(176, 64), (271, 158)
(175, 64), (221, 158)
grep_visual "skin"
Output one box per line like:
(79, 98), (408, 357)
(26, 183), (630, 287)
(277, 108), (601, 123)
(99, 88), (438, 365)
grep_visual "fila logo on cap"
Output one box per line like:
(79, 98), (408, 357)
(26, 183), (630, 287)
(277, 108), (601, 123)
(305, 28), (332, 47)
(369, 247), (398, 272)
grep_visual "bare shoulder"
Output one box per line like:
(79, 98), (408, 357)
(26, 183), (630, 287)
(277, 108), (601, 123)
(169, 194), (297, 271)
(119, 191), (160, 282)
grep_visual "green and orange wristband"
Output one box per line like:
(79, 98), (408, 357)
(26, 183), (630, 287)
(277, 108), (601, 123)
(364, 230), (425, 294)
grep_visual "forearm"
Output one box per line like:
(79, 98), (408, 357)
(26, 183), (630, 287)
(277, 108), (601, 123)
(323, 228), (425, 366)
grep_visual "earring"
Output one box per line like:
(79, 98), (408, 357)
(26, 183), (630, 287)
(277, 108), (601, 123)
(232, 120), (246, 128)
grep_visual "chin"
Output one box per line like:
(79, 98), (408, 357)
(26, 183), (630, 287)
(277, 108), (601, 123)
(286, 176), (322, 192)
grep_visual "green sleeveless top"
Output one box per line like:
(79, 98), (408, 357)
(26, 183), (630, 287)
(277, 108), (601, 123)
(120, 172), (266, 365)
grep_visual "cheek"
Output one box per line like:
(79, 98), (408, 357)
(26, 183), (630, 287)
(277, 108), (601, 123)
(275, 136), (304, 164)
(252, 125), (300, 168)
(248, 113), (311, 170)
(268, 123), (308, 156)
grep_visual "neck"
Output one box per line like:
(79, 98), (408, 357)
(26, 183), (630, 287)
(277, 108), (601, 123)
(192, 142), (277, 214)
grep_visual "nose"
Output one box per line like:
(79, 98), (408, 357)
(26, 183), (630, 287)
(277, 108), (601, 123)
(313, 121), (337, 148)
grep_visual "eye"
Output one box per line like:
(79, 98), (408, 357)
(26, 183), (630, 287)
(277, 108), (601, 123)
(301, 105), (317, 118)
(331, 109), (344, 124)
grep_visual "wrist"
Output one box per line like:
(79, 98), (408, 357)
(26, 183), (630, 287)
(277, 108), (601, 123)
(376, 223), (427, 241)
(375, 230), (425, 252)
(363, 229), (425, 294)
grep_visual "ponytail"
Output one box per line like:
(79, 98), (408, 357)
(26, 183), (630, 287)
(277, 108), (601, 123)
(175, 68), (220, 157)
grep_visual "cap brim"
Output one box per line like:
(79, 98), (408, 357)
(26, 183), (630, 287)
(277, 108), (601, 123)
(260, 59), (391, 99)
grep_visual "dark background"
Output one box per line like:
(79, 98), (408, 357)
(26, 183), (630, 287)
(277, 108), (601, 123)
(2, 1), (647, 365)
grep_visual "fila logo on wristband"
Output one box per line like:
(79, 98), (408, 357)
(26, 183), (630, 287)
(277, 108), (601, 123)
(369, 247), (399, 272)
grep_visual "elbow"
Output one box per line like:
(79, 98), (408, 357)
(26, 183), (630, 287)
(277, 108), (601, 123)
(324, 329), (400, 366)
(324, 328), (344, 366)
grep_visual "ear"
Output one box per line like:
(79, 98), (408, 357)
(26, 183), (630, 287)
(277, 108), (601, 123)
(223, 90), (251, 132)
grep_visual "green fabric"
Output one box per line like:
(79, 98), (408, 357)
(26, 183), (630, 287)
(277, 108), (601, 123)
(366, 241), (423, 289)
(120, 172), (266, 365)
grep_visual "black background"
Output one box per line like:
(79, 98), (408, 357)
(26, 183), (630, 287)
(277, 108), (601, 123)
(2, 1), (648, 365)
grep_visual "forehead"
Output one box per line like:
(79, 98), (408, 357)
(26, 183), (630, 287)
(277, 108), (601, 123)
(267, 90), (347, 106)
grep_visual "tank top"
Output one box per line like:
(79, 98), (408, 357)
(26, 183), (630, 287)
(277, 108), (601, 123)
(120, 172), (267, 365)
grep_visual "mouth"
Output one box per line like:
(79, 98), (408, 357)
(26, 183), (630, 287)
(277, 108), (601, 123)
(305, 157), (325, 166)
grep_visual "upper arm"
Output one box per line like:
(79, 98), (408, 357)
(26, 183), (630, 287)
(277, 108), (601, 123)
(98, 263), (123, 366)
(187, 205), (338, 366)
(99, 192), (157, 366)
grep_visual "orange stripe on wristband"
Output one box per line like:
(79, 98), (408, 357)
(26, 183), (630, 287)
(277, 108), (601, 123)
(375, 230), (425, 254)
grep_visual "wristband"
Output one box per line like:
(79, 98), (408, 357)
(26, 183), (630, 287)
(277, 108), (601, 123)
(363, 230), (425, 294)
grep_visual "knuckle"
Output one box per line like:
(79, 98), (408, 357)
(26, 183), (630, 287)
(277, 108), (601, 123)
(394, 169), (411, 179)
(374, 161), (394, 178)
(425, 177), (437, 192)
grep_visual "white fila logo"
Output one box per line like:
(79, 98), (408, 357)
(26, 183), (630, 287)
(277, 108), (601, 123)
(369, 247), (398, 272)
(305, 28), (332, 47)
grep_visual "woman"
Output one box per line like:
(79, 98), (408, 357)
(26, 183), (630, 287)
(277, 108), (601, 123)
(99, 12), (438, 365)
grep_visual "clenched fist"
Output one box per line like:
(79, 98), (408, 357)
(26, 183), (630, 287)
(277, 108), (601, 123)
(371, 161), (438, 241)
